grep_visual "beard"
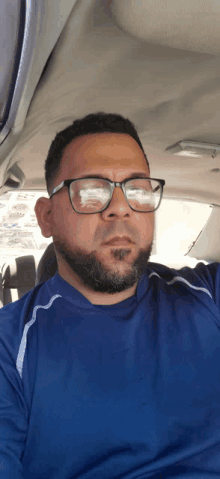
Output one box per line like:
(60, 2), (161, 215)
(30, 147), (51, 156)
(53, 238), (154, 295)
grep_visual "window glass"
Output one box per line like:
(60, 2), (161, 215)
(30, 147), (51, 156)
(151, 198), (212, 267)
(0, 190), (51, 268)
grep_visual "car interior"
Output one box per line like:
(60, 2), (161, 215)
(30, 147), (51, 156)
(0, 0), (220, 307)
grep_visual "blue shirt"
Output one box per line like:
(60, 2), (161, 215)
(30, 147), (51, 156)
(1, 261), (220, 478)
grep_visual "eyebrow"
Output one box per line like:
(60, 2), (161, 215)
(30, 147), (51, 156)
(80, 172), (150, 180)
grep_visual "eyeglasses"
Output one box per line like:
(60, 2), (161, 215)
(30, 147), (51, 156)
(50, 176), (166, 214)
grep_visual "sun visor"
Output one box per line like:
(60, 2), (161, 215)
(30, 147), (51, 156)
(113, 0), (220, 55)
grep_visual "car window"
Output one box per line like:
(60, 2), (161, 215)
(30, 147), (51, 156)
(0, 191), (212, 270)
(0, 190), (51, 269)
(151, 198), (212, 267)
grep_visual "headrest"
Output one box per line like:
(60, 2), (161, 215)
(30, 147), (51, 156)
(2, 255), (38, 289)
(35, 242), (58, 285)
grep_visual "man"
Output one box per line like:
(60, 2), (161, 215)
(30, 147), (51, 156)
(35, 112), (157, 305)
(0, 112), (220, 478)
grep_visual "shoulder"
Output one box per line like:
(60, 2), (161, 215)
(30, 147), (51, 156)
(0, 277), (60, 334)
(147, 261), (220, 302)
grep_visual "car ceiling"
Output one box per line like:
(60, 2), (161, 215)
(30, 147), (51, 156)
(1, 0), (220, 262)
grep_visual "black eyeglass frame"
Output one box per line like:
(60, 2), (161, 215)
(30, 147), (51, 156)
(50, 177), (166, 214)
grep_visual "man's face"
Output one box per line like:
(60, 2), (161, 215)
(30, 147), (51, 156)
(37, 133), (155, 295)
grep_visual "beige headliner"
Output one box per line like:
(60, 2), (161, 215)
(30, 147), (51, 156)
(5, 0), (220, 213)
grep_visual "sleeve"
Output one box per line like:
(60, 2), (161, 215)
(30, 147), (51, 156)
(0, 309), (29, 478)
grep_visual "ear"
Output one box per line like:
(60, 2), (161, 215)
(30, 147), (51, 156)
(34, 197), (53, 238)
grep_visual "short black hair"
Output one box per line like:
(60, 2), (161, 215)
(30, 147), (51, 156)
(45, 111), (150, 194)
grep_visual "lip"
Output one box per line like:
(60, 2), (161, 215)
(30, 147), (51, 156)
(103, 236), (134, 246)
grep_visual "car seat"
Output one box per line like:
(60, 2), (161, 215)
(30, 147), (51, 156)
(0, 242), (57, 307)
(35, 242), (58, 285)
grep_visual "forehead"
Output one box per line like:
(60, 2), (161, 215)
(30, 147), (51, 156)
(59, 133), (149, 179)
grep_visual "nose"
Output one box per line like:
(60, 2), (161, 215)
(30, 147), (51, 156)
(101, 185), (131, 218)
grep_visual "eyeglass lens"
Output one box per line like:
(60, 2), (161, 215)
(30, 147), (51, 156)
(69, 178), (161, 213)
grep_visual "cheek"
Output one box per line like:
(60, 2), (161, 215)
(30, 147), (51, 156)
(60, 213), (98, 249)
(52, 206), (72, 238)
(136, 213), (154, 243)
